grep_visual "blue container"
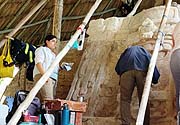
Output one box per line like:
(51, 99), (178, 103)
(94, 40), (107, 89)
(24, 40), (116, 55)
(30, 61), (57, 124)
(61, 103), (70, 125)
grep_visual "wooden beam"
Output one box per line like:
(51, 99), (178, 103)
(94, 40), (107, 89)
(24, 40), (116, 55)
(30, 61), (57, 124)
(53, 0), (63, 52)
(0, 7), (116, 36)
(27, 24), (44, 44)
(28, 11), (53, 45)
(0, 19), (49, 34)
(67, 0), (81, 16)
(62, 8), (117, 20)
(136, 0), (172, 124)
(0, 0), (48, 48)
(5, 0), (31, 29)
(17, 2), (47, 38)
(7, 0), (102, 124)
(61, 0), (80, 26)
(0, 0), (9, 11)
(41, 18), (52, 45)
(100, 0), (113, 18)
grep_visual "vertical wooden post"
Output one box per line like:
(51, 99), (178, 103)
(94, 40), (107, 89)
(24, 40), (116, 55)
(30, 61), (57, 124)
(53, 0), (63, 53)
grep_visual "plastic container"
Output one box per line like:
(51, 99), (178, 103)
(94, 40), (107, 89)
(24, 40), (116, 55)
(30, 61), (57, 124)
(61, 103), (70, 125)
(24, 114), (39, 123)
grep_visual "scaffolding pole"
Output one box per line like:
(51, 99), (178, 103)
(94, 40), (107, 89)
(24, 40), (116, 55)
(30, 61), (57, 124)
(136, 0), (173, 124)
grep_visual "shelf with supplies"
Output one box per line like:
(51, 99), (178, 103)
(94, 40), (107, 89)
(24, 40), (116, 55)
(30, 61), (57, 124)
(44, 99), (87, 125)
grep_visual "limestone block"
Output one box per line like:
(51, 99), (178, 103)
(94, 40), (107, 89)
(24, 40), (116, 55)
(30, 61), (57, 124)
(128, 11), (147, 31)
(83, 117), (120, 125)
(138, 18), (158, 39)
(163, 24), (176, 36)
(127, 32), (140, 44)
(103, 17), (124, 41)
(129, 6), (179, 32)
(119, 17), (132, 30)
(99, 86), (118, 97)
(168, 6), (180, 23)
(87, 19), (105, 34)
(114, 30), (129, 41)
(93, 96), (118, 117)
(103, 32), (117, 42)
(141, 31), (154, 39)
(87, 19), (105, 41)
(87, 17), (125, 41)
(150, 90), (168, 100)
(142, 43), (154, 52)
(104, 17), (123, 32)
(150, 100), (168, 118)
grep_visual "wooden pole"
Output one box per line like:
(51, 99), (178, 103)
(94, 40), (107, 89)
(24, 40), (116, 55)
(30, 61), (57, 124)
(0, 0), (48, 102)
(7, 0), (102, 124)
(5, 0), (32, 29)
(0, 19), (49, 34)
(127, 0), (143, 17)
(136, 0), (172, 124)
(0, 0), (9, 11)
(53, 0), (63, 53)
(0, 0), (48, 48)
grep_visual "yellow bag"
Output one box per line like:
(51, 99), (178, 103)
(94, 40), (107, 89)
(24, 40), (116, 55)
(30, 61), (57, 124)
(0, 39), (14, 78)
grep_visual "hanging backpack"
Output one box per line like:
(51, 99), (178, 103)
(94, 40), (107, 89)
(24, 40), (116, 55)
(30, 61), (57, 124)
(6, 90), (41, 123)
(10, 38), (36, 81)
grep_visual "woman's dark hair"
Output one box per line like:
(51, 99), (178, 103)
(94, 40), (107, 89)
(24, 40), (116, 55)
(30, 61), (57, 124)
(44, 34), (57, 46)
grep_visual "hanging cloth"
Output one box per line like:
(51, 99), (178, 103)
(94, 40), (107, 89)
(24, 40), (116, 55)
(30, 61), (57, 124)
(0, 39), (14, 78)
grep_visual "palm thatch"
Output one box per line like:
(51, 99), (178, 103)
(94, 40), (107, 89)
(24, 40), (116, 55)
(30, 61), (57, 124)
(0, 0), (123, 45)
(1, 0), (178, 46)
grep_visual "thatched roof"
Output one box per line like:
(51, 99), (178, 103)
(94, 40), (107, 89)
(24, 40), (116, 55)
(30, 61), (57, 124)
(0, 0), (174, 46)
(0, 0), (123, 45)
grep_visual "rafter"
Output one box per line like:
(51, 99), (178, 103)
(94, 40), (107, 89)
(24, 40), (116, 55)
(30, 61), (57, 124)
(17, 2), (47, 38)
(100, 0), (113, 18)
(42, 18), (52, 44)
(0, 19), (49, 34)
(5, 0), (31, 29)
(0, 7), (116, 35)
(67, 0), (81, 16)
(63, 8), (117, 20)
(0, 0), (9, 11)
(28, 24), (44, 44)
(28, 11), (53, 44)
(61, 0), (81, 26)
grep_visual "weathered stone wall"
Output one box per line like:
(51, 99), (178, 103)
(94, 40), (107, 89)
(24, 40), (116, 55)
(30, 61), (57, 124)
(80, 6), (179, 125)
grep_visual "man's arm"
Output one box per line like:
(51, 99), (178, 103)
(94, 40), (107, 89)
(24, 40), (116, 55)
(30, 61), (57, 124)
(36, 62), (45, 75)
(36, 62), (51, 82)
